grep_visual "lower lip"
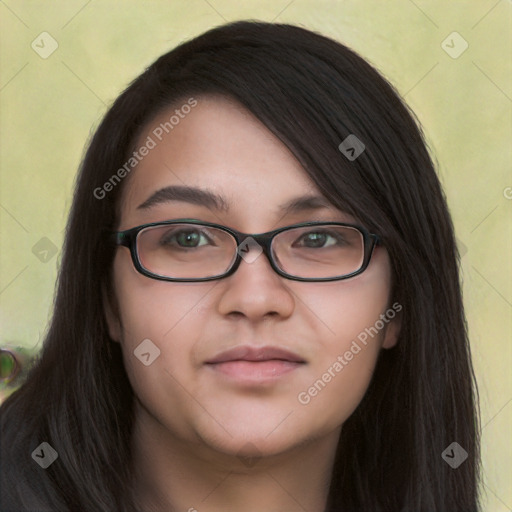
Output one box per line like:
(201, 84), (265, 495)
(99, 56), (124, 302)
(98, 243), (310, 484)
(206, 360), (303, 382)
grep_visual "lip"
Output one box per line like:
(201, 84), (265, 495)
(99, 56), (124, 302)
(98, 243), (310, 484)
(205, 345), (305, 364)
(205, 345), (306, 383)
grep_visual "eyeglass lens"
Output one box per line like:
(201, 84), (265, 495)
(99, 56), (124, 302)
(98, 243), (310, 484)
(136, 223), (365, 279)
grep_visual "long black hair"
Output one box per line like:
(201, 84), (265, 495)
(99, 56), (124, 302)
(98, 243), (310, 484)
(0, 21), (480, 511)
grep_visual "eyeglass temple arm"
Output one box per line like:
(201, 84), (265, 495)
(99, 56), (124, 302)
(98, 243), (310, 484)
(111, 231), (131, 247)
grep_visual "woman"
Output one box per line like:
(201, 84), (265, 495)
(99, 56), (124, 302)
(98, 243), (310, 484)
(0, 21), (480, 511)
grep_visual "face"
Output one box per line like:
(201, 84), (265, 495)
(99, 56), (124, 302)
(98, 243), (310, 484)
(106, 95), (400, 461)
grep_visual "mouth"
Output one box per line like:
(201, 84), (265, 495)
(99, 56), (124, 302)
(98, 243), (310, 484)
(204, 345), (306, 383)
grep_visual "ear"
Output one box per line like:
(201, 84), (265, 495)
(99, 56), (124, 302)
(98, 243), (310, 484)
(102, 284), (121, 343)
(381, 306), (402, 349)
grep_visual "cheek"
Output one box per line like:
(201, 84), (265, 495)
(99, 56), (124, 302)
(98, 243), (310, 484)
(300, 248), (392, 351)
(110, 252), (210, 416)
(292, 305), (387, 437)
(112, 249), (213, 343)
(292, 251), (392, 426)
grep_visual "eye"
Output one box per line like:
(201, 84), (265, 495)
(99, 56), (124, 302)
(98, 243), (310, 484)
(293, 230), (347, 249)
(160, 228), (214, 249)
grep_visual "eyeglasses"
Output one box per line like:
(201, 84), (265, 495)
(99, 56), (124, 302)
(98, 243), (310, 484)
(113, 219), (380, 282)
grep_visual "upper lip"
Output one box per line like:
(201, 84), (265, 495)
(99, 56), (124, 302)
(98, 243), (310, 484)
(205, 345), (306, 364)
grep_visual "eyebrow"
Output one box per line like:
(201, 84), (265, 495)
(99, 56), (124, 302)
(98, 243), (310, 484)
(137, 185), (334, 215)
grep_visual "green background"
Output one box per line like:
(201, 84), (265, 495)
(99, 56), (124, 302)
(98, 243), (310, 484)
(0, 1), (510, 510)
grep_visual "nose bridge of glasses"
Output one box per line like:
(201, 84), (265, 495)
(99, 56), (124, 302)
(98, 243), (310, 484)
(229, 230), (275, 270)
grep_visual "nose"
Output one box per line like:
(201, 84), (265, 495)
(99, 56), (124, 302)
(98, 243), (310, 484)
(216, 244), (295, 321)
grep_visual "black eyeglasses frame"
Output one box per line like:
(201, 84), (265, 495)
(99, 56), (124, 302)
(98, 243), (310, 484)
(113, 218), (381, 283)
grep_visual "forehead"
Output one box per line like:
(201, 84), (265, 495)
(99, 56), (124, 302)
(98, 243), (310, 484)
(119, 96), (346, 229)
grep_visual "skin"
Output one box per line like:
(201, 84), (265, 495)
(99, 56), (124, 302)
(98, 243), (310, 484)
(105, 96), (400, 512)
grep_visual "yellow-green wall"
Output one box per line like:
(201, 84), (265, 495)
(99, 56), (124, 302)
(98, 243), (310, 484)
(0, 1), (510, 510)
